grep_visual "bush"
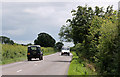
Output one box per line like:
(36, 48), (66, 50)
(73, 15), (119, 75)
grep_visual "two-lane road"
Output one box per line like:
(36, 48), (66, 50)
(2, 52), (72, 75)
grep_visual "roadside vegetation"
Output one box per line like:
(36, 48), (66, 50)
(0, 36), (14, 45)
(68, 52), (97, 75)
(59, 5), (120, 75)
(1, 44), (57, 65)
(0, 32), (64, 65)
(42, 47), (57, 56)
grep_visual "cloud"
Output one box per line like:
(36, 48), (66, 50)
(4, 29), (26, 36)
(14, 40), (34, 44)
(2, 2), (119, 45)
(63, 42), (74, 47)
(118, 1), (120, 10)
(3, 0), (120, 3)
(24, 7), (55, 18)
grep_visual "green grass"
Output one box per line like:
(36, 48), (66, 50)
(2, 50), (56, 65)
(2, 56), (27, 65)
(1, 44), (57, 65)
(68, 51), (97, 75)
(43, 51), (56, 56)
(41, 47), (56, 56)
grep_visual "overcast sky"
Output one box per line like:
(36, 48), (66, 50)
(1, 0), (120, 46)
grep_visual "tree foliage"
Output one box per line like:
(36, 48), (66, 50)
(34, 33), (56, 47)
(59, 5), (114, 45)
(59, 5), (120, 75)
(55, 42), (64, 51)
(0, 36), (14, 45)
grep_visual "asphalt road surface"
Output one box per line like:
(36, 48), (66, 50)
(2, 52), (72, 75)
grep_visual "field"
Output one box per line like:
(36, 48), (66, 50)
(68, 52), (97, 75)
(1, 44), (56, 65)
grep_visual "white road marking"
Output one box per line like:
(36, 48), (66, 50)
(18, 62), (23, 63)
(17, 69), (22, 72)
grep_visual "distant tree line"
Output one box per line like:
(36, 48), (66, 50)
(54, 42), (64, 51)
(1, 33), (64, 50)
(34, 32), (64, 50)
(0, 36), (14, 45)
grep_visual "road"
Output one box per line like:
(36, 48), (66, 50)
(2, 52), (72, 75)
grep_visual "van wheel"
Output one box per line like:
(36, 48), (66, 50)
(28, 58), (31, 61)
(41, 56), (43, 60)
(39, 57), (41, 60)
(68, 53), (70, 56)
(39, 56), (43, 60)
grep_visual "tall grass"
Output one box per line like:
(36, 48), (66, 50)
(68, 52), (97, 75)
(1, 44), (56, 65)
(41, 47), (56, 56)
(2, 44), (27, 64)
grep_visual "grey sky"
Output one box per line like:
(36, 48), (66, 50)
(2, 2), (74, 44)
(2, 0), (119, 46)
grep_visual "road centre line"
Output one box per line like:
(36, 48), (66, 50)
(17, 69), (22, 72)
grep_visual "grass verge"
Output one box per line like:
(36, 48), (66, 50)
(68, 51), (97, 75)
(2, 56), (27, 65)
(1, 50), (56, 65)
(1, 44), (57, 65)
(43, 50), (56, 56)
(2, 51), (56, 65)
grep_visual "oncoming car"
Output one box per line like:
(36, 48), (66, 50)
(27, 45), (43, 61)
(61, 46), (70, 56)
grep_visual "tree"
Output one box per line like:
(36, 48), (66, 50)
(0, 36), (14, 45)
(59, 5), (114, 45)
(55, 42), (64, 51)
(59, 5), (119, 75)
(27, 43), (32, 46)
(59, 25), (72, 42)
(34, 33), (56, 47)
(59, 5), (94, 44)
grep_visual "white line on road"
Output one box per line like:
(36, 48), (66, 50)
(17, 69), (22, 72)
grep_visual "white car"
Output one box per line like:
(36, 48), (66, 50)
(61, 47), (70, 56)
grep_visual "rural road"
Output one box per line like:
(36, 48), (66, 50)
(2, 52), (72, 75)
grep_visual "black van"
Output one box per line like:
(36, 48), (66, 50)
(27, 45), (43, 61)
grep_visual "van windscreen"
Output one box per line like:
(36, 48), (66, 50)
(30, 47), (37, 50)
(62, 47), (70, 50)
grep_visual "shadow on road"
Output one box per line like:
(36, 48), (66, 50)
(59, 54), (70, 56)
(52, 60), (71, 63)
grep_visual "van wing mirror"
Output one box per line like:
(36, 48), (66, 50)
(42, 49), (44, 51)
